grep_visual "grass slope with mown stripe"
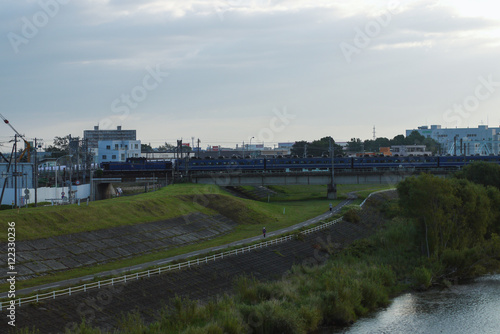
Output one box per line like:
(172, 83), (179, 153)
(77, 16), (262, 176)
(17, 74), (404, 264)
(0, 184), (394, 241)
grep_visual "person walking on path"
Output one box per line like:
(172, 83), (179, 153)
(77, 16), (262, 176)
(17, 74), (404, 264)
(329, 203), (333, 213)
(262, 227), (266, 238)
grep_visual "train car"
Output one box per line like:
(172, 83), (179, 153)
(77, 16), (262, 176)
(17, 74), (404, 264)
(265, 157), (351, 172)
(438, 155), (500, 169)
(177, 157), (265, 173)
(101, 157), (172, 171)
(352, 155), (439, 170)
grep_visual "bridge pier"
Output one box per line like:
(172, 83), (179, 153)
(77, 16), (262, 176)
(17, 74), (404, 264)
(327, 183), (337, 200)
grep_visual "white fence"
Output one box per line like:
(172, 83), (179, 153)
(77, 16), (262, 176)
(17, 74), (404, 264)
(1, 184), (91, 206)
(0, 217), (343, 310)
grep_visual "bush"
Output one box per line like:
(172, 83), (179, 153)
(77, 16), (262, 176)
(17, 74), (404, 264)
(360, 280), (389, 310)
(380, 200), (401, 219)
(343, 206), (361, 223)
(412, 266), (432, 289)
(239, 301), (305, 334)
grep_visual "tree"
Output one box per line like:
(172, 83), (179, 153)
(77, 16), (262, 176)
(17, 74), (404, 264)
(391, 134), (406, 146)
(398, 174), (495, 258)
(157, 142), (176, 151)
(141, 143), (153, 153)
(290, 141), (308, 156)
(346, 138), (363, 153)
(45, 135), (72, 158)
(398, 174), (457, 258)
(291, 137), (343, 157)
(458, 161), (500, 189)
(405, 131), (426, 145)
(363, 137), (390, 152)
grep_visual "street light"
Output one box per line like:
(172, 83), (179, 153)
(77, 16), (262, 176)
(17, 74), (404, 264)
(249, 136), (254, 157)
(55, 155), (72, 200)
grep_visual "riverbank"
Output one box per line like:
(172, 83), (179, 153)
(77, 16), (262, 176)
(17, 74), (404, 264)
(1, 196), (382, 333)
(331, 273), (500, 334)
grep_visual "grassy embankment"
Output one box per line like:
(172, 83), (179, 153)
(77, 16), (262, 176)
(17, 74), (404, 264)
(60, 178), (499, 334)
(53, 194), (420, 334)
(0, 184), (393, 292)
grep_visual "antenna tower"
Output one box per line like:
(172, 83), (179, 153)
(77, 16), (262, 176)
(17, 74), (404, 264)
(372, 126), (376, 140)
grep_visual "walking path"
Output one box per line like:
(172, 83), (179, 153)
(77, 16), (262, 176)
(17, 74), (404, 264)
(0, 196), (355, 299)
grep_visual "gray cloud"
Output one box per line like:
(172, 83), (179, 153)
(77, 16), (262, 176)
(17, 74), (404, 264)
(1, 1), (499, 149)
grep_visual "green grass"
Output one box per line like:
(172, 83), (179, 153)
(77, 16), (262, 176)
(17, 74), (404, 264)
(268, 184), (394, 202)
(56, 211), (420, 334)
(0, 184), (392, 293)
(0, 184), (235, 240)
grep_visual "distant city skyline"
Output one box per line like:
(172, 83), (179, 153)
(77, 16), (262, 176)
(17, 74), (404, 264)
(1, 1), (500, 152)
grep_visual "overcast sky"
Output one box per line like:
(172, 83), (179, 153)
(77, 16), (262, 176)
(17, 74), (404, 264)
(1, 0), (500, 151)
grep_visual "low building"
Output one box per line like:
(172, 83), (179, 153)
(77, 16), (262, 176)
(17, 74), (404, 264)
(407, 125), (500, 155)
(379, 147), (392, 156)
(98, 140), (141, 163)
(391, 145), (432, 156)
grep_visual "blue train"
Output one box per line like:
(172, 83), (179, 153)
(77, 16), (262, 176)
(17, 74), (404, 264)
(101, 157), (172, 172)
(176, 155), (500, 173)
(101, 155), (500, 174)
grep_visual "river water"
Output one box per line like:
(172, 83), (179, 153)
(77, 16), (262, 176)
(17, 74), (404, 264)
(329, 274), (500, 334)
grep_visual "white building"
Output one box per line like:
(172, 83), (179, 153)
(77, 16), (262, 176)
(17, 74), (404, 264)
(391, 145), (432, 156)
(98, 140), (141, 163)
(407, 125), (500, 155)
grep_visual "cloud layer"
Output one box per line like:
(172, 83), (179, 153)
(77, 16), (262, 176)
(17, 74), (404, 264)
(1, 0), (499, 149)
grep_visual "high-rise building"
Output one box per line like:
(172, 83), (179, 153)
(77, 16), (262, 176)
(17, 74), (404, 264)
(83, 125), (137, 163)
(83, 125), (136, 149)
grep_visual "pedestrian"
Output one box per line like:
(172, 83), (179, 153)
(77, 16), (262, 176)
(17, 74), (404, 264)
(329, 203), (333, 213)
(263, 227), (266, 238)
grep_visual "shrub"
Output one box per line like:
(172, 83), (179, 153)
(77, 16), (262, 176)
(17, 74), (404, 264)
(343, 207), (361, 224)
(239, 301), (305, 334)
(412, 266), (432, 289)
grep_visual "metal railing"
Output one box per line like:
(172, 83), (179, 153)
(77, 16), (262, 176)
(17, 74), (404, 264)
(0, 217), (343, 310)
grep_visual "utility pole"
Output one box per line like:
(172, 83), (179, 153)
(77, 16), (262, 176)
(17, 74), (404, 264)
(34, 138), (38, 207)
(197, 138), (200, 159)
(14, 134), (17, 208)
(328, 138), (337, 200)
(0, 143), (15, 207)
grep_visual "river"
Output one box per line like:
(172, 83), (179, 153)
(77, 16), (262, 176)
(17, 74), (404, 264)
(328, 274), (500, 334)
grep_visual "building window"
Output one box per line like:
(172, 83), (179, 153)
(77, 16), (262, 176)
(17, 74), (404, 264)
(115, 144), (119, 150)
(125, 145), (128, 149)
(106, 145), (110, 150)
(102, 155), (107, 160)
(121, 154), (125, 160)
(112, 155), (117, 159)
(135, 144), (138, 149)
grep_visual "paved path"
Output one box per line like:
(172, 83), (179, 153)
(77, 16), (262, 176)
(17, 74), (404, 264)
(0, 196), (355, 299)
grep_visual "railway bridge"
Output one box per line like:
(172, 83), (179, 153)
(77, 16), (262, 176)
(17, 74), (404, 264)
(92, 169), (452, 200)
(189, 169), (451, 198)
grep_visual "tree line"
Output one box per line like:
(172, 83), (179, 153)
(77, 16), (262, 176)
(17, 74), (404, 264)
(397, 162), (500, 282)
(291, 131), (440, 157)
(347, 131), (440, 154)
